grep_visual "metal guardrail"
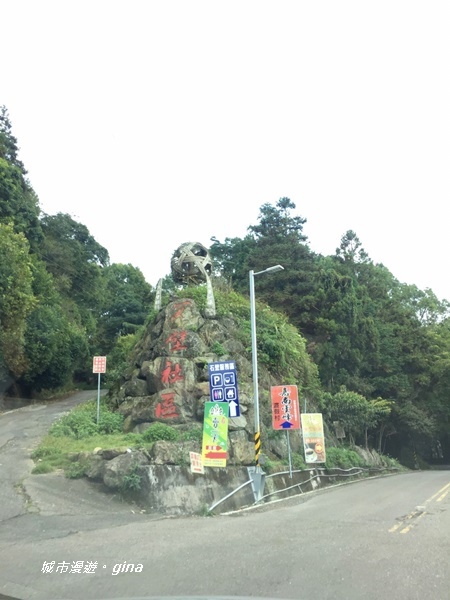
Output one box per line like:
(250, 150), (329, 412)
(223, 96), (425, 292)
(208, 478), (253, 513)
(208, 465), (400, 514)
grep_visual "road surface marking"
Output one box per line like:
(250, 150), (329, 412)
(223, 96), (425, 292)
(389, 508), (422, 533)
(400, 511), (426, 534)
(425, 482), (450, 504)
(389, 481), (450, 533)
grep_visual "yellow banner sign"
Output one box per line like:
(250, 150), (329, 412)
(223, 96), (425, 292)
(301, 413), (326, 464)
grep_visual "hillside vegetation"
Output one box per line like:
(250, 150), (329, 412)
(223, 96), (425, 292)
(1, 107), (449, 466)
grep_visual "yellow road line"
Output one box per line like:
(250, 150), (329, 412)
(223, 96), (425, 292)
(400, 525), (412, 534)
(400, 511), (426, 534)
(425, 482), (450, 504)
(389, 481), (450, 534)
(389, 509), (420, 533)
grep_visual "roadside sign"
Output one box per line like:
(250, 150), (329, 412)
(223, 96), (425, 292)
(301, 413), (326, 463)
(189, 452), (204, 474)
(202, 402), (228, 467)
(208, 361), (240, 417)
(93, 356), (107, 374)
(92, 356), (107, 424)
(271, 385), (300, 430)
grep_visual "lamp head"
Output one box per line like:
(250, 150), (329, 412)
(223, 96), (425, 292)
(254, 264), (284, 276)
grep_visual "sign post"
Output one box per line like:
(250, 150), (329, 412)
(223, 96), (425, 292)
(271, 385), (300, 477)
(92, 356), (107, 424)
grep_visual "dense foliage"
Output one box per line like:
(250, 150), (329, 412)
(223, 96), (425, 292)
(2, 107), (449, 465)
(0, 107), (154, 395)
(210, 198), (450, 464)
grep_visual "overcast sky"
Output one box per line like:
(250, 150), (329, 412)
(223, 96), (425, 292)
(2, 1), (450, 300)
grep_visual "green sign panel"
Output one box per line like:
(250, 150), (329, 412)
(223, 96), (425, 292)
(202, 402), (228, 467)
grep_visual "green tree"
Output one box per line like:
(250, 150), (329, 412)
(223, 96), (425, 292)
(336, 229), (371, 266)
(0, 223), (35, 378)
(22, 304), (89, 391)
(0, 158), (42, 246)
(0, 107), (42, 246)
(323, 387), (391, 447)
(212, 198), (321, 335)
(39, 213), (109, 321)
(210, 235), (256, 286)
(0, 106), (26, 173)
(96, 263), (153, 353)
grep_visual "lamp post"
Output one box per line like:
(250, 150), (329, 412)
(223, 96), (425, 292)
(249, 264), (284, 470)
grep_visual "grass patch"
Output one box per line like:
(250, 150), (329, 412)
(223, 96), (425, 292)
(33, 432), (141, 455)
(31, 399), (141, 477)
(49, 400), (124, 439)
(31, 399), (203, 480)
(31, 461), (56, 474)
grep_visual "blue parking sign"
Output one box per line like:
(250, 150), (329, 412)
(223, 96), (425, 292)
(208, 361), (241, 417)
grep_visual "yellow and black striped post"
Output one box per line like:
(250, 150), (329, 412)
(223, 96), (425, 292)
(255, 430), (261, 467)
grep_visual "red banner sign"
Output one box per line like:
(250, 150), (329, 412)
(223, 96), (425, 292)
(271, 385), (300, 430)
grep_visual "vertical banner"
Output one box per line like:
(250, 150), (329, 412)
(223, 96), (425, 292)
(301, 413), (326, 464)
(271, 385), (300, 430)
(202, 402), (228, 467)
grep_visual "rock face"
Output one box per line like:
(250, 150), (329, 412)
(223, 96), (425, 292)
(109, 297), (257, 464)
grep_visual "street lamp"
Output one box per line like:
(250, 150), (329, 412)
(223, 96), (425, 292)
(249, 264), (284, 469)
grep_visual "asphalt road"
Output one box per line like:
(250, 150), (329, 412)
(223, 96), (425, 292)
(1, 394), (449, 600)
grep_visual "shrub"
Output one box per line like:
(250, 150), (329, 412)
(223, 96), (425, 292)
(381, 455), (402, 469)
(49, 403), (124, 439)
(140, 422), (179, 443)
(65, 461), (88, 479)
(50, 411), (98, 439)
(325, 447), (364, 469)
(291, 453), (306, 470)
(120, 463), (143, 493)
(97, 410), (124, 435)
(211, 342), (225, 356)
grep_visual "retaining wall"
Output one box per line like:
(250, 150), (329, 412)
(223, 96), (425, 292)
(136, 464), (399, 515)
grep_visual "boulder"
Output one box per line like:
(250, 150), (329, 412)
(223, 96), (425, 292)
(268, 431), (302, 458)
(102, 451), (149, 490)
(228, 430), (254, 465)
(163, 298), (204, 332)
(149, 440), (197, 465)
(152, 329), (208, 359)
(228, 415), (247, 431)
(144, 357), (197, 393)
(98, 447), (130, 460)
(129, 396), (155, 423)
(117, 398), (136, 417)
(132, 422), (152, 434)
(123, 377), (148, 397)
(139, 362), (159, 394)
(85, 455), (106, 480)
